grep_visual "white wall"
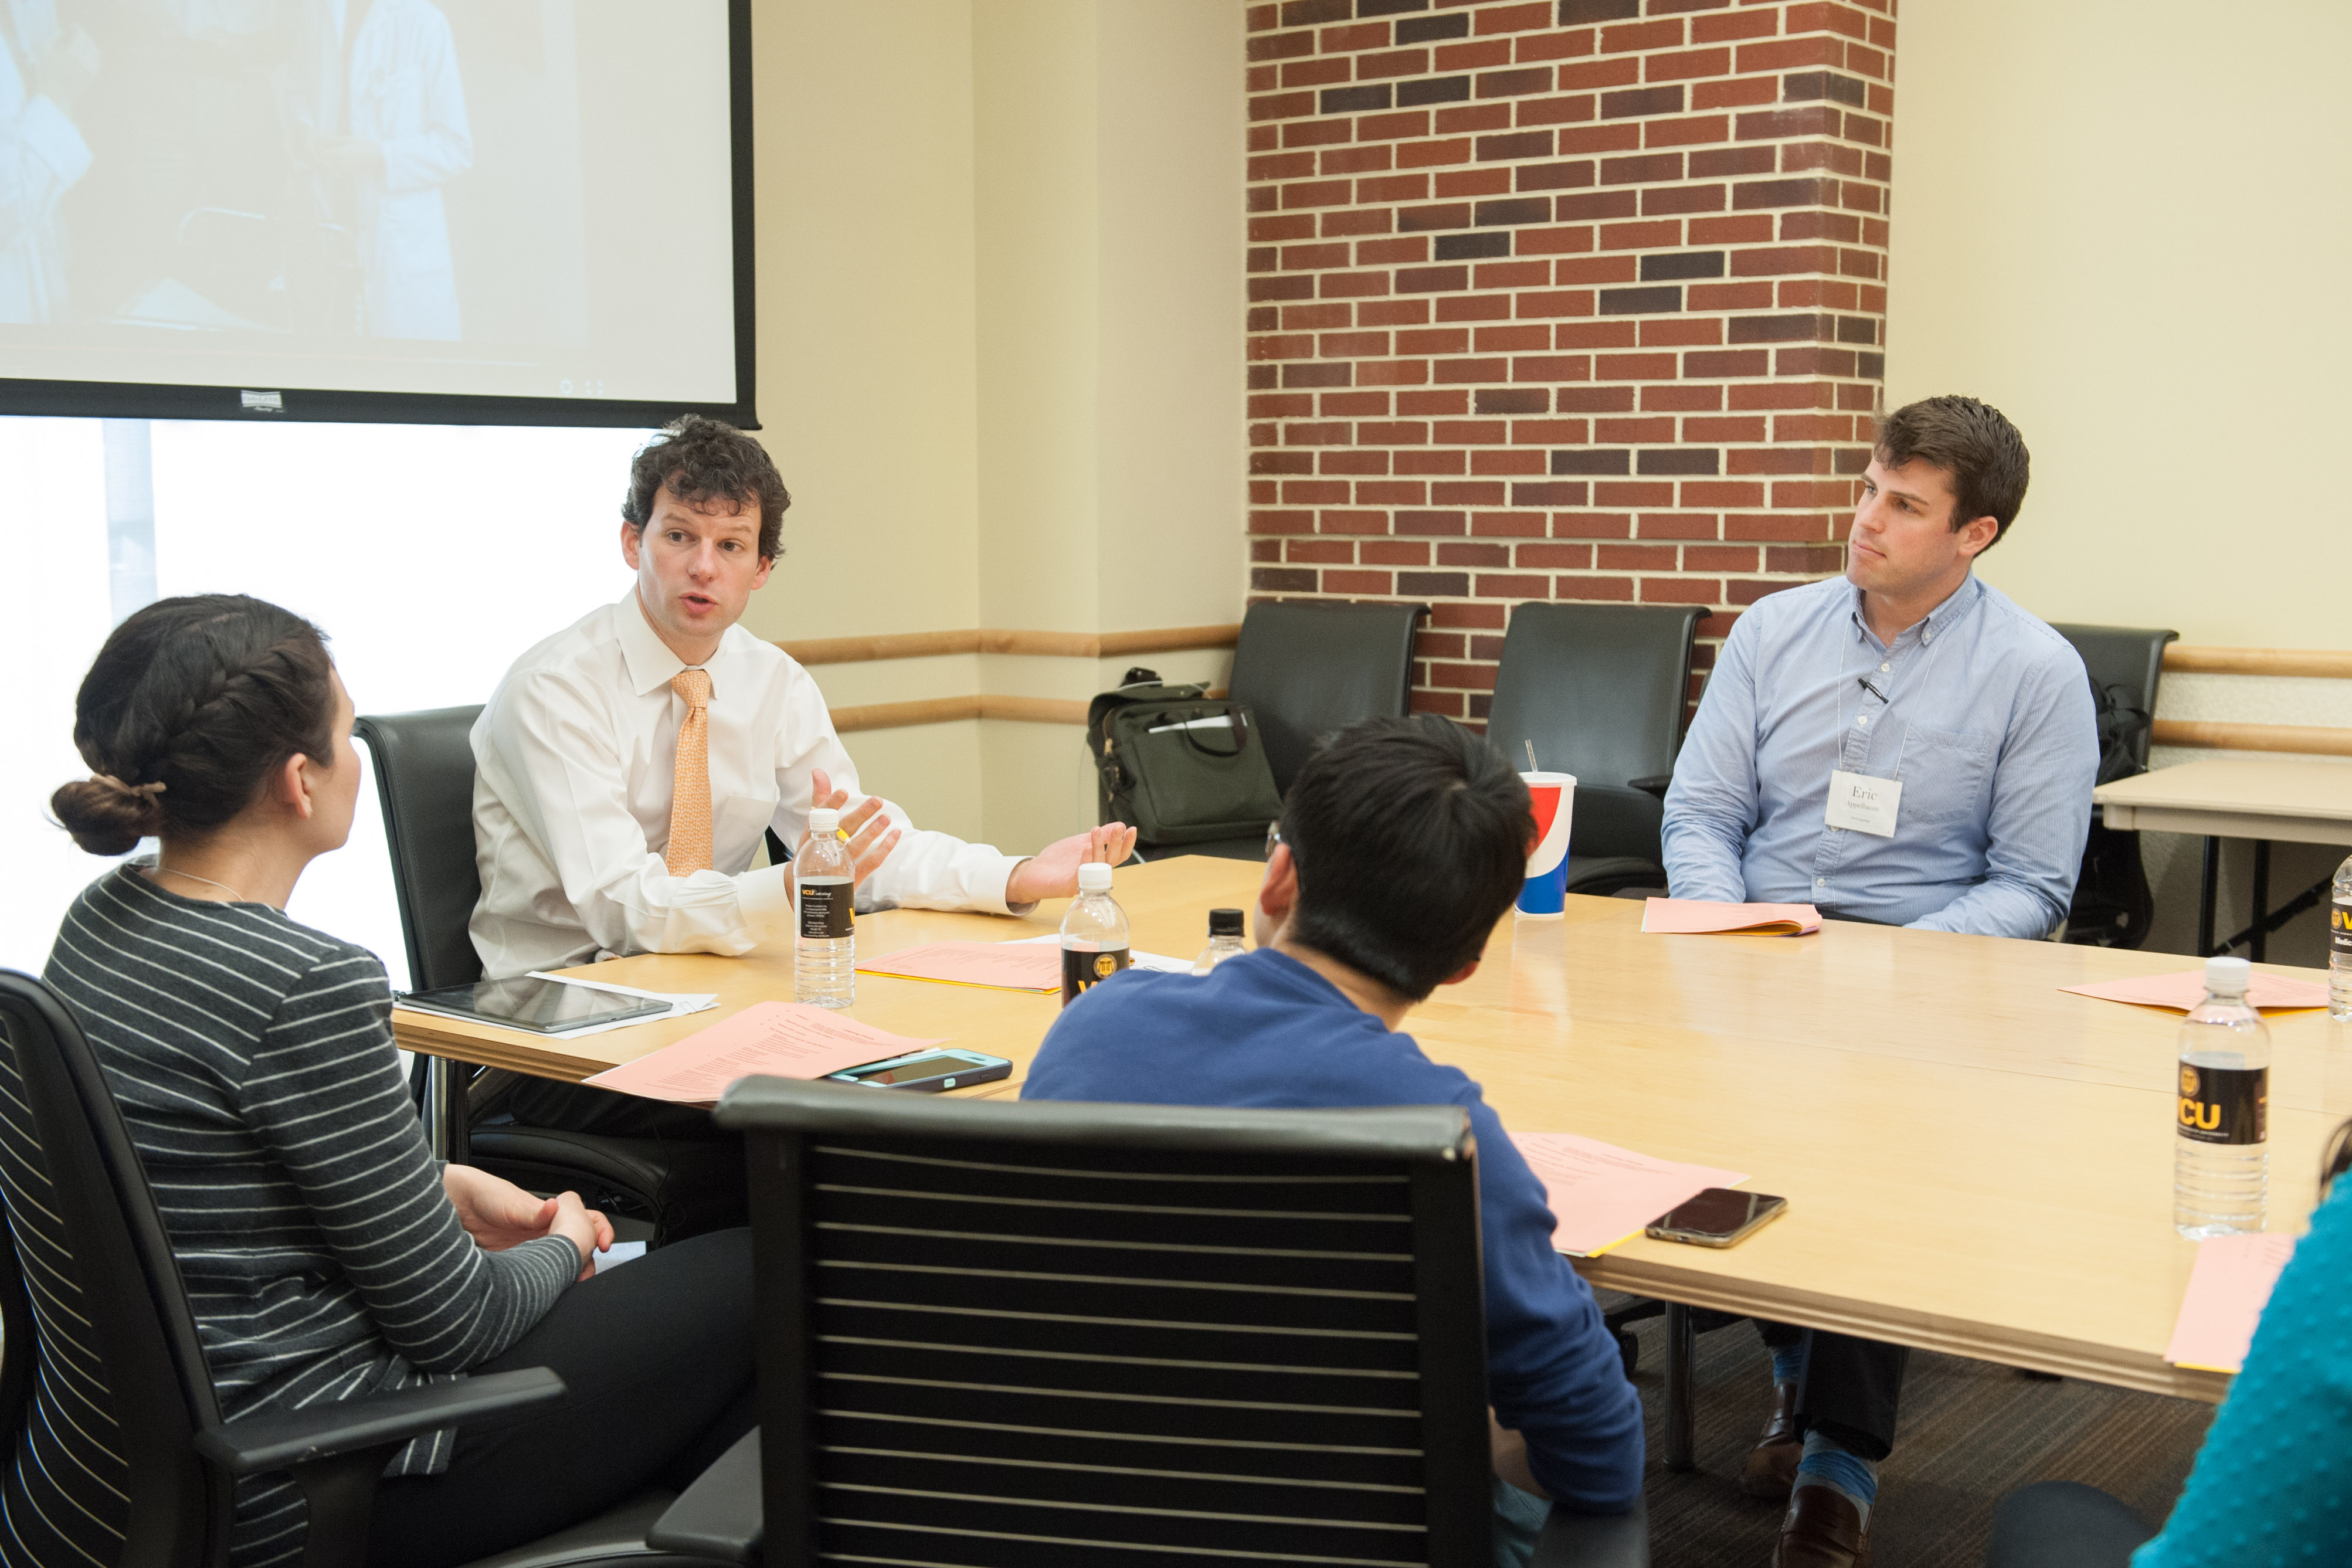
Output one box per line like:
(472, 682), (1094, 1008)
(1888, 0), (2352, 962)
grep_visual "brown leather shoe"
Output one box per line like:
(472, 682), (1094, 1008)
(1740, 1380), (1802, 1499)
(1771, 1484), (1872, 1568)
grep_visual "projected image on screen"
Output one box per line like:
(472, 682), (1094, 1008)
(0, 0), (735, 406)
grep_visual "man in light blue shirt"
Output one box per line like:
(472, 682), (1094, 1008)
(1663, 402), (2098, 938)
(1661, 396), (2098, 1568)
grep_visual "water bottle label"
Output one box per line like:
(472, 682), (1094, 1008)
(2333, 898), (2352, 956)
(1062, 946), (1131, 1007)
(2177, 1062), (2266, 1145)
(799, 880), (853, 939)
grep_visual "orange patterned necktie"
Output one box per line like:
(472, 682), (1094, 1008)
(664, 668), (714, 877)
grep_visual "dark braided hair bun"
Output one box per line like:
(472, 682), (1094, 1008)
(51, 595), (336, 856)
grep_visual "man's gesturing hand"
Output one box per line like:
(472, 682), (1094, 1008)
(1005, 822), (1140, 906)
(802, 768), (901, 887)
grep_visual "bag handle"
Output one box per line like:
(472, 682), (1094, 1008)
(1180, 707), (1250, 760)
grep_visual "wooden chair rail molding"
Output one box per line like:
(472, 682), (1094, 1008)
(2151, 721), (2352, 758)
(2163, 646), (2352, 680)
(780, 623), (1243, 667)
(829, 695), (1091, 734)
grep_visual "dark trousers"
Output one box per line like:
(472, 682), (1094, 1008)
(1984, 1481), (2156, 1568)
(366, 1228), (756, 1568)
(1753, 1321), (1907, 1461)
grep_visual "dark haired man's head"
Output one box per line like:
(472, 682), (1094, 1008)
(622, 416), (792, 562)
(1872, 395), (2030, 549)
(1848, 395), (2030, 619)
(1267, 714), (1534, 1002)
(619, 418), (793, 663)
(50, 594), (353, 856)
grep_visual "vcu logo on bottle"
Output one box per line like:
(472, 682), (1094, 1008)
(2178, 1061), (2266, 1144)
(1061, 946), (1132, 1007)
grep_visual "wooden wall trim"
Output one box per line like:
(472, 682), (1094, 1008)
(826, 694), (1092, 734)
(2151, 720), (2352, 758)
(781, 623), (1243, 666)
(2163, 646), (2352, 680)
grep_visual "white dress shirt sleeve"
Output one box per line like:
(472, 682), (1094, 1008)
(482, 666), (792, 962)
(771, 674), (1026, 918)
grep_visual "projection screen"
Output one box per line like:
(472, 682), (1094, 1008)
(0, 0), (753, 426)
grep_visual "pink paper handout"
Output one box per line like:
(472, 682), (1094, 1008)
(1641, 898), (1822, 936)
(2164, 1231), (2297, 1373)
(2061, 971), (2330, 1013)
(582, 1002), (945, 1105)
(1509, 1132), (1751, 1258)
(856, 941), (1062, 992)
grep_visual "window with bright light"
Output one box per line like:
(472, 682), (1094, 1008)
(2, 416), (652, 989)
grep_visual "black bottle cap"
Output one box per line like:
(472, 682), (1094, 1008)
(1209, 907), (1244, 936)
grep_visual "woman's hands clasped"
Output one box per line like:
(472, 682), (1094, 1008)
(443, 1164), (615, 1282)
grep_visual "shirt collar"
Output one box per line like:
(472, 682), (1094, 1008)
(613, 592), (719, 699)
(1846, 572), (1985, 650)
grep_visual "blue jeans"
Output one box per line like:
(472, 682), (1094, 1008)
(1494, 1474), (1552, 1568)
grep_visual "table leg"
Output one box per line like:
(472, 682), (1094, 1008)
(2197, 837), (2220, 958)
(424, 1055), (471, 1164)
(1664, 1302), (1696, 1472)
(2251, 841), (2270, 963)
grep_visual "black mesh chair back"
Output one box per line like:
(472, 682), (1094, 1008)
(2048, 624), (2177, 776)
(354, 705), (488, 993)
(1227, 601), (1428, 796)
(0, 970), (233, 1568)
(715, 1078), (1494, 1568)
(1485, 605), (1702, 893)
(2048, 625), (2177, 948)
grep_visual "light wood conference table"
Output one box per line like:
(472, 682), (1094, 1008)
(2095, 755), (2352, 959)
(394, 856), (2347, 1440)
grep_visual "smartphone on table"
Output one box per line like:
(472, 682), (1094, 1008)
(1645, 1187), (1787, 1247)
(827, 1047), (1013, 1093)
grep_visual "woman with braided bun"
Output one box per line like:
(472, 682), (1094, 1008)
(23, 595), (754, 1568)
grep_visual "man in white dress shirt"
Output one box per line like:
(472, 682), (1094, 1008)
(470, 416), (1134, 1137)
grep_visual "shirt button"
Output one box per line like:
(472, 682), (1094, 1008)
(1922, 631), (1933, 643)
(1879, 663), (1890, 673)
(1815, 877), (1827, 887)
(1856, 716), (1869, 727)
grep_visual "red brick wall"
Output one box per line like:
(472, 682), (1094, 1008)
(1243, 0), (1895, 723)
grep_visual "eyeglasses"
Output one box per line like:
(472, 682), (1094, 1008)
(1264, 821), (1281, 860)
(2324, 1119), (2352, 1200)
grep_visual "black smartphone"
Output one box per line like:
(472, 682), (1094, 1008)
(1645, 1187), (1787, 1248)
(827, 1048), (1013, 1093)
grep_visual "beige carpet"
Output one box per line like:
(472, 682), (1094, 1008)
(1605, 1298), (2213, 1567)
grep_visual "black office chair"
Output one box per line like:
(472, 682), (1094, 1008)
(356, 707), (742, 1245)
(1484, 605), (1703, 898)
(1166, 599), (1428, 861)
(0, 969), (697, 1568)
(2049, 625), (2178, 948)
(646, 1077), (1649, 1568)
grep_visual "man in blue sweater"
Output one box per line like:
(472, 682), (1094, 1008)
(1024, 715), (1645, 1566)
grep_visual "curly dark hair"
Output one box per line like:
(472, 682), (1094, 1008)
(1874, 395), (2031, 552)
(50, 595), (337, 856)
(622, 416), (792, 560)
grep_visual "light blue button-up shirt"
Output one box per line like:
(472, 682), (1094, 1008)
(1661, 573), (2098, 939)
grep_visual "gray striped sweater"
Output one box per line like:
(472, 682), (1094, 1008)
(22, 867), (578, 1568)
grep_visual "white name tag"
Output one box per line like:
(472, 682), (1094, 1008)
(1825, 769), (1902, 837)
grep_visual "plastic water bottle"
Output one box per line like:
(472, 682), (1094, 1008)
(2330, 851), (2352, 1021)
(1060, 862), (1131, 1006)
(2173, 955), (2269, 1239)
(795, 807), (855, 1009)
(1191, 908), (1247, 976)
